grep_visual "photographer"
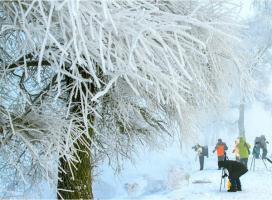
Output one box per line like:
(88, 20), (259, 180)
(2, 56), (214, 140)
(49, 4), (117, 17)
(219, 160), (248, 192)
(192, 144), (205, 170)
(213, 139), (228, 169)
(254, 135), (272, 163)
(259, 135), (269, 159)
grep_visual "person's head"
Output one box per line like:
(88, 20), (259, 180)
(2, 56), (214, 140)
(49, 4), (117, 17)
(218, 138), (222, 143)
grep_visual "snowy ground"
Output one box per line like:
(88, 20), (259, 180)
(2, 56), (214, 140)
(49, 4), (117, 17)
(94, 153), (272, 200)
(132, 158), (272, 200)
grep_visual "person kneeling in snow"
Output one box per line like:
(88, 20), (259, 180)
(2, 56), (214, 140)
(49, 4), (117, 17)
(219, 160), (248, 192)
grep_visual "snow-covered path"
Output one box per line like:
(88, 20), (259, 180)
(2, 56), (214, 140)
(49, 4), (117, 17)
(98, 154), (272, 200)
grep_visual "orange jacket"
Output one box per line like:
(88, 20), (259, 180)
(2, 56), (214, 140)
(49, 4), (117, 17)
(216, 144), (225, 156)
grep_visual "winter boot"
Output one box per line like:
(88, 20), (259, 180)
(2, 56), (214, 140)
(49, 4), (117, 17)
(228, 185), (237, 192)
(227, 188), (237, 192)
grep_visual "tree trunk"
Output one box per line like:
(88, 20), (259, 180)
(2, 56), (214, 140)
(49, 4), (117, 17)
(57, 131), (93, 199)
(238, 102), (245, 137)
(57, 65), (97, 199)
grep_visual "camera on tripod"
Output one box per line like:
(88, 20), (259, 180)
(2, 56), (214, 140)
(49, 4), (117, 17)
(192, 145), (198, 151)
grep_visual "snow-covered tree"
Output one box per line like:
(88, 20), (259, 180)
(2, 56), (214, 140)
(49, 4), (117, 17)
(236, 0), (272, 138)
(0, 0), (252, 199)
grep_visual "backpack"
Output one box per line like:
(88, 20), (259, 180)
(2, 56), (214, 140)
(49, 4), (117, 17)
(253, 145), (260, 159)
(203, 146), (209, 157)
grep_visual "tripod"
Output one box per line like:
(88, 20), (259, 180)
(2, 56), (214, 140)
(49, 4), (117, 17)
(250, 156), (269, 171)
(219, 152), (228, 191)
(220, 168), (227, 191)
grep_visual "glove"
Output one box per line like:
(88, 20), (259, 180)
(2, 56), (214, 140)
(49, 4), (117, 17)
(213, 150), (215, 153)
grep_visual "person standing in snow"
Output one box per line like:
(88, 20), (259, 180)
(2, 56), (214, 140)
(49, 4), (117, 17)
(219, 160), (248, 192)
(259, 135), (268, 159)
(237, 137), (251, 168)
(253, 137), (262, 159)
(232, 138), (240, 161)
(192, 144), (205, 170)
(213, 139), (228, 169)
(254, 135), (272, 163)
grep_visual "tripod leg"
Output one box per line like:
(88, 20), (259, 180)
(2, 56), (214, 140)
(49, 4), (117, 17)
(262, 159), (268, 170)
(253, 157), (255, 171)
(220, 169), (224, 191)
(250, 157), (254, 170)
(265, 157), (272, 164)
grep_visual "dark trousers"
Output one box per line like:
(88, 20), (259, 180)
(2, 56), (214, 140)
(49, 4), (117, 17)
(240, 158), (248, 169)
(199, 155), (204, 170)
(229, 176), (241, 191)
(218, 155), (225, 169)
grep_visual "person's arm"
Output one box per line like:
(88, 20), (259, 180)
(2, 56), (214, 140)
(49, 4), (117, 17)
(213, 144), (217, 153)
(232, 146), (235, 153)
(224, 143), (228, 150)
(232, 142), (237, 153)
